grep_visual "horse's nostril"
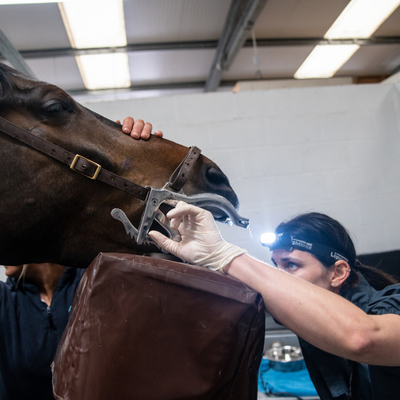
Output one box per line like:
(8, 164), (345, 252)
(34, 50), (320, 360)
(205, 166), (239, 210)
(206, 167), (229, 186)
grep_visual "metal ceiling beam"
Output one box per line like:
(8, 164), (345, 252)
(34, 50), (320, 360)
(1, 37), (399, 61)
(250, 36), (400, 47)
(67, 79), (237, 98)
(14, 41), (219, 59)
(0, 27), (35, 78)
(205, 0), (269, 92)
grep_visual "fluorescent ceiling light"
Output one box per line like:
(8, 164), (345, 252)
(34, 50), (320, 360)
(0, 0), (52, 3)
(0, 0), (83, 4)
(77, 53), (131, 90)
(60, 0), (127, 49)
(325, 0), (400, 39)
(59, 0), (130, 90)
(295, 0), (400, 79)
(295, 45), (359, 79)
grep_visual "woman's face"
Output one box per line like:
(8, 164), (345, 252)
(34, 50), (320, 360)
(271, 249), (334, 290)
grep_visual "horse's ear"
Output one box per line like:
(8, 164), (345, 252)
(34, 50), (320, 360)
(0, 63), (14, 99)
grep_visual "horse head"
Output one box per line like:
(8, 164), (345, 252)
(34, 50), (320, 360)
(0, 62), (243, 267)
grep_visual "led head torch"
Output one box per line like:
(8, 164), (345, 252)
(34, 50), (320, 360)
(263, 233), (349, 263)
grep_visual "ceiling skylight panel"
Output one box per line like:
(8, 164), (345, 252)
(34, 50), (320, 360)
(325, 0), (400, 39)
(294, 0), (400, 79)
(59, 0), (130, 90)
(294, 45), (359, 79)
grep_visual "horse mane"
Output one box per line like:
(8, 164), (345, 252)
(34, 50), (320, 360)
(0, 62), (37, 100)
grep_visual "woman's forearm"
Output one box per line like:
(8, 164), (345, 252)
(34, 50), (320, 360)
(226, 254), (400, 365)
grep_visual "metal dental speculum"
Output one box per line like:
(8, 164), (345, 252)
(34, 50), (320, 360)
(111, 145), (249, 246)
(111, 185), (250, 246)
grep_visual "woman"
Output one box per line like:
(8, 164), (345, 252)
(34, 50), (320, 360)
(0, 117), (163, 400)
(149, 202), (400, 400)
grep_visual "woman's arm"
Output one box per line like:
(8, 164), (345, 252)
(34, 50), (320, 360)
(149, 202), (400, 366)
(228, 253), (400, 366)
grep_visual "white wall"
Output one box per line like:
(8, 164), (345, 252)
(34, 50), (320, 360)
(80, 82), (400, 264)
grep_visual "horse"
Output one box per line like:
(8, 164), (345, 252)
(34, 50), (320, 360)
(0, 62), (242, 268)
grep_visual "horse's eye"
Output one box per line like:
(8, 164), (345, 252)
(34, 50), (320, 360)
(42, 101), (73, 116)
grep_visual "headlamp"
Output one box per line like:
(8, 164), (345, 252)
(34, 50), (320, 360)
(262, 232), (349, 263)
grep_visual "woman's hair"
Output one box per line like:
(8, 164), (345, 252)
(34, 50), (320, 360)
(275, 212), (398, 291)
(16, 264), (29, 286)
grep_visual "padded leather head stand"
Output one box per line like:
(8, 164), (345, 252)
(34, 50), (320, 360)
(52, 254), (265, 400)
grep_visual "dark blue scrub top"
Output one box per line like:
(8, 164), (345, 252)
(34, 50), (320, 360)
(0, 267), (84, 400)
(300, 274), (400, 399)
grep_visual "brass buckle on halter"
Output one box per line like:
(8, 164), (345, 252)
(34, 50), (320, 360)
(70, 154), (102, 180)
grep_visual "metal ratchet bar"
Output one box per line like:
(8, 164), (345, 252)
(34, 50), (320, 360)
(111, 186), (250, 245)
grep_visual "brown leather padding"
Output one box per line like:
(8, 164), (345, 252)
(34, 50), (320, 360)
(52, 253), (265, 400)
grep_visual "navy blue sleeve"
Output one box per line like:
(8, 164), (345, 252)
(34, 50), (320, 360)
(367, 284), (400, 316)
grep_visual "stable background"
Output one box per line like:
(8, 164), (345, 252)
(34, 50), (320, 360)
(1, 2), (400, 398)
(1, 0), (399, 275)
(2, 82), (400, 282)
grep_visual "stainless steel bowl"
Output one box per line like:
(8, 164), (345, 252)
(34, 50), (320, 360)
(264, 342), (305, 372)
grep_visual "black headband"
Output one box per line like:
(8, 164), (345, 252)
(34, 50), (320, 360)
(263, 233), (349, 263)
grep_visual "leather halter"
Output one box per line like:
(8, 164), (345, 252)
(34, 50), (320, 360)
(0, 116), (201, 201)
(0, 115), (249, 245)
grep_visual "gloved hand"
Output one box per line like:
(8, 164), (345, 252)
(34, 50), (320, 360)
(148, 201), (247, 273)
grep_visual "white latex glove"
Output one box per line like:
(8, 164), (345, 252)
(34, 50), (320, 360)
(148, 202), (247, 273)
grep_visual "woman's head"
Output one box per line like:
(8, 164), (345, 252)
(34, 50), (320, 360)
(269, 212), (397, 291)
(275, 213), (356, 265)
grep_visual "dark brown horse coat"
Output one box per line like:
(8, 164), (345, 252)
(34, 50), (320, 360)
(0, 63), (239, 267)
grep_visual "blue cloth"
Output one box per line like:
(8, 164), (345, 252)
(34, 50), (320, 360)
(0, 267), (84, 400)
(258, 358), (318, 397)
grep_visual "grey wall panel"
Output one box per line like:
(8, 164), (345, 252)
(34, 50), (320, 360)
(124, 0), (231, 43)
(338, 45), (400, 77)
(222, 46), (315, 80)
(253, 0), (351, 39)
(128, 49), (215, 84)
(27, 57), (83, 91)
(0, 3), (70, 51)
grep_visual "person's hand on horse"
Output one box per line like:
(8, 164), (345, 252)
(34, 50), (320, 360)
(148, 201), (246, 273)
(116, 117), (164, 140)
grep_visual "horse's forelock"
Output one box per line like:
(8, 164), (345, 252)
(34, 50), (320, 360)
(0, 63), (38, 100)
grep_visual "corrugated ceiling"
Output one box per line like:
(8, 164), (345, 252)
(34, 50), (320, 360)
(0, 0), (399, 100)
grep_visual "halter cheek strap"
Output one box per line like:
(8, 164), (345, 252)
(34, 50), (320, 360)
(0, 115), (249, 247)
(168, 146), (201, 192)
(0, 116), (150, 201)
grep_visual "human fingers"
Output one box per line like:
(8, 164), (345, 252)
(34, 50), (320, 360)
(166, 202), (216, 231)
(129, 118), (145, 139)
(120, 117), (147, 139)
(166, 201), (206, 219)
(120, 117), (134, 136)
(138, 121), (152, 139)
(119, 117), (164, 139)
(148, 231), (181, 257)
(153, 130), (164, 138)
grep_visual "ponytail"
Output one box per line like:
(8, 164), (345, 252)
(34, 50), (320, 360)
(344, 259), (398, 291)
